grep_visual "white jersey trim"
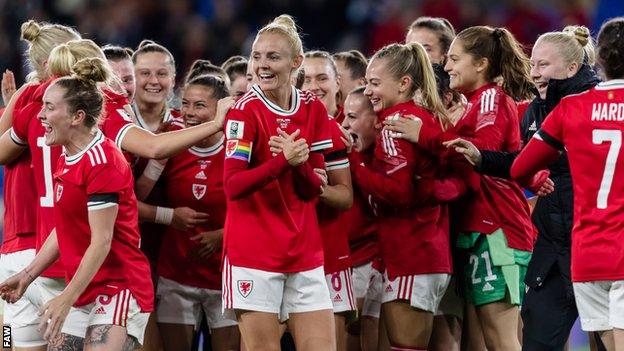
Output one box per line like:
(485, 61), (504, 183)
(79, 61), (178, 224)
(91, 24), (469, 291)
(115, 123), (138, 149)
(325, 159), (350, 171)
(188, 136), (225, 157)
(596, 79), (624, 90)
(65, 130), (105, 165)
(251, 84), (301, 116)
(87, 201), (118, 211)
(9, 128), (27, 146)
(131, 103), (175, 132)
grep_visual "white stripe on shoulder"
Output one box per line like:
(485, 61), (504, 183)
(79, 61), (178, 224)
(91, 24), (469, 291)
(233, 92), (257, 110)
(96, 144), (107, 164)
(480, 88), (497, 114)
(87, 149), (96, 166)
(240, 96), (259, 110)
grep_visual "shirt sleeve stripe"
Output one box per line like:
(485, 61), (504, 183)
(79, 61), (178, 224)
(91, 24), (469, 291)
(115, 124), (137, 149)
(9, 128), (27, 146)
(310, 139), (333, 152)
(324, 149), (348, 162)
(535, 130), (564, 150)
(88, 202), (118, 211)
(326, 159), (350, 170)
(88, 193), (119, 204)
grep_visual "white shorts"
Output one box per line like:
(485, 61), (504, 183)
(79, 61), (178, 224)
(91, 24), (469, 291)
(434, 276), (464, 319)
(573, 280), (624, 331)
(72, 289), (150, 345)
(0, 250), (85, 347)
(326, 269), (357, 313)
(222, 257), (332, 322)
(352, 261), (374, 299)
(381, 271), (451, 313)
(156, 276), (236, 330)
(362, 268), (383, 318)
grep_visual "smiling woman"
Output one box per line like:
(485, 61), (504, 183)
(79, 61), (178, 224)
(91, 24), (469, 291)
(131, 40), (177, 132)
(221, 14), (337, 351)
(1, 58), (154, 351)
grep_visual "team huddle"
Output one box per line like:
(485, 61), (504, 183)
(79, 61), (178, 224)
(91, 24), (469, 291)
(0, 11), (622, 351)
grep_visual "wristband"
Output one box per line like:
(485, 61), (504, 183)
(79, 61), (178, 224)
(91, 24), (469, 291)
(155, 206), (174, 225)
(143, 159), (166, 181)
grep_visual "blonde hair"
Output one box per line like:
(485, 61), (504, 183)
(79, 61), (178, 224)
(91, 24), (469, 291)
(372, 42), (448, 127)
(53, 58), (110, 128)
(20, 20), (81, 81)
(537, 25), (595, 68)
(256, 14), (303, 57)
(48, 39), (107, 78)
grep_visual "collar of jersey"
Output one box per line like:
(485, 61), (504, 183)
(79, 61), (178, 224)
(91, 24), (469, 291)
(251, 84), (300, 116)
(189, 135), (225, 157)
(596, 79), (624, 90)
(131, 103), (174, 132)
(64, 129), (105, 165)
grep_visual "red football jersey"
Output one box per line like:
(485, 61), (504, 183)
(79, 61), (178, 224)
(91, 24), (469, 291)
(420, 84), (535, 251)
(53, 132), (153, 310)
(11, 80), (64, 277)
(1, 84), (40, 254)
(346, 182), (378, 267)
(223, 85), (333, 272)
(351, 101), (451, 279)
(157, 137), (226, 289)
(10, 80), (136, 276)
(532, 80), (624, 281)
(318, 119), (352, 274)
(130, 107), (181, 264)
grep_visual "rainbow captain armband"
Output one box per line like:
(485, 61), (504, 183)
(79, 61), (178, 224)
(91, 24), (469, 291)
(225, 139), (252, 162)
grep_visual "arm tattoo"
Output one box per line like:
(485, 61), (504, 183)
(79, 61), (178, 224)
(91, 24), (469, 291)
(85, 324), (113, 346)
(47, 332), (84, 351)
(122, 336), (139, 351)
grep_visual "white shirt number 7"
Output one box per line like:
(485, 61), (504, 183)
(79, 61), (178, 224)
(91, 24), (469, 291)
(592, 129), (621, 209)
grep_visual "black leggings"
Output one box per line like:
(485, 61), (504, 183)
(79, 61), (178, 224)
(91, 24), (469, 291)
(521, 267), (577, 351)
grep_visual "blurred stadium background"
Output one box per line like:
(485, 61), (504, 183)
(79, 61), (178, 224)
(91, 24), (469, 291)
(1, 1), (623, 350)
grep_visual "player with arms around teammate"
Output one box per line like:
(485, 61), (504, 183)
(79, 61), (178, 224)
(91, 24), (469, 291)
(511, 17), (624, 351)
(386, 26), (536, 351)
(221, 14), (335, 351)
(0, 58), (153, 350)
(351, 42), (451, 351)
(0, 20), (80, 351)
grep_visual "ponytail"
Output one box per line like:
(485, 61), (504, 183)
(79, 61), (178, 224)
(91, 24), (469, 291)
(372, 43), (449, 128)
(495, 28), (533, 101)
(406, 43), (448, 128)
(456, 26), (532, 101)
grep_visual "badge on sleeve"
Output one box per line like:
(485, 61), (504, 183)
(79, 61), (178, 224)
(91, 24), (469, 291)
(225, 139), (252, 162)
(226, 120), (245, 139)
